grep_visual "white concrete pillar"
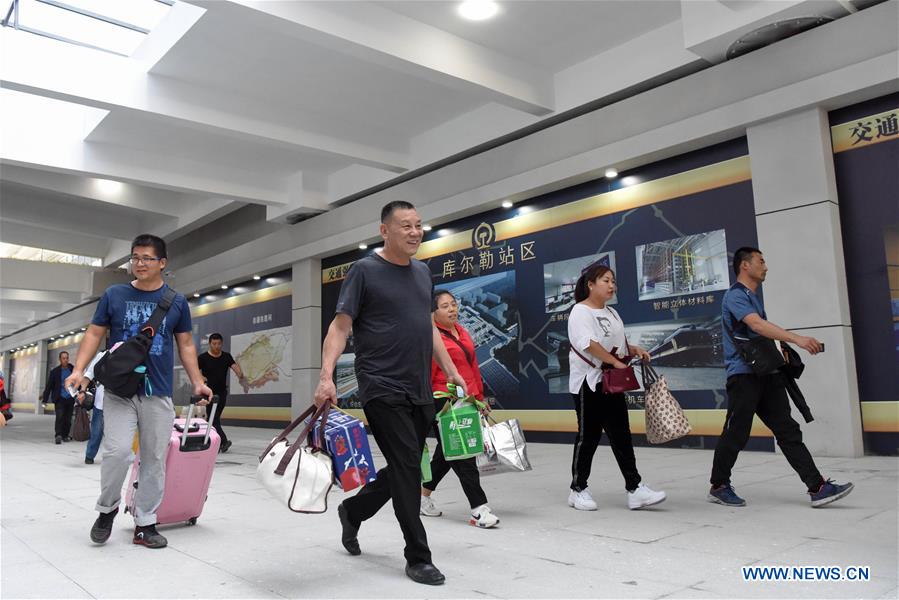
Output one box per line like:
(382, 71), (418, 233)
(747, 107), (863, 458)
(36, 340), (49, 415)
(291, 258), (321, 419)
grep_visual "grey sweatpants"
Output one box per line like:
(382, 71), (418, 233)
(95, 391), (174, 527)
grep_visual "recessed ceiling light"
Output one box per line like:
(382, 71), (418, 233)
(423, 224), (432, 232)
(358, 243), (368, 250)
(253, 275), (261, 280)
(193, 292), (200, 298)
(458, 0), (499, 21)
(604, 168), (618, 179)
(437, 228), (453, 237)
(95, 178), (123, 194)
(518, 206), (533, 214)
(501, 200), (514, 209)
(81, 327), (86, 331)
(69, 331), (75, 335)
(221, 284), (228, 290)
(621, 176), (640, 186)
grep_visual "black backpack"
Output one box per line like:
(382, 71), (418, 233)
(94, 287), (177, 398)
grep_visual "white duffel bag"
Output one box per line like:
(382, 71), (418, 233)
(257, 403), (333, 513)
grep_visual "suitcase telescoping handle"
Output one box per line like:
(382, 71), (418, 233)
(181, 394), (219, 449)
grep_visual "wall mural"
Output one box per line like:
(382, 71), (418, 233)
(830, 92), (899, 455)
(323, 138), (774, 449)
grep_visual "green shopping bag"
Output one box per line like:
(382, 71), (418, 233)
(421, 444), (432, 483)
(434, 384), (486, 461)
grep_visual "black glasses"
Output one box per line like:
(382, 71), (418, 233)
(130, 256), (161, 265)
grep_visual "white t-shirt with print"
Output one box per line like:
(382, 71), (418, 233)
(567, 303), (628, 394)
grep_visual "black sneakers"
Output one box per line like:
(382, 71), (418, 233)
(219, 440), (233, 454)
(84, 457), (94, 464)
(54, 436), (62, 445)
(90, 508), (118, 544)
(133, 524), (167, 549)
(337, 502), (361, 556)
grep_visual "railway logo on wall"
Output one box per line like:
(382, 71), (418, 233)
(472, 222), (496, 250)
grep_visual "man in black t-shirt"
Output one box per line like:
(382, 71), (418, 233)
(197, 333), (245, 453)
(314, 201), (466, 586)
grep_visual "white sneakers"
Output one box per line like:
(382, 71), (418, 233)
(420, 495), (442, 517)
(568, 488), (598, 511)
(469, 505), (499, 528)
(568, 485), (667, 510)
(627, 484), (667, 510)
(421, 496), (500, 528)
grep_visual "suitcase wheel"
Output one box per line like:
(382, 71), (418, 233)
(188, 517), (197, 526)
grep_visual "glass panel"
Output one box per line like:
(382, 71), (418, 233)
(17, 0), (147, 55)
(56, 0), (170, 31)
(0, 242), (103, 266)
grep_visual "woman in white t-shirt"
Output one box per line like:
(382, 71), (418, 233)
(566, 263), (667, 511)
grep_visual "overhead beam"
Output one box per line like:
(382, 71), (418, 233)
(0, 185), (157, 240)
(0, 29), (409, 173)
(0, 164), (185, 217)
(0, 88), (288, 204)
(0, 289), (86, 304)
(221, 0), (555, 116)
(0, 259), (97, 294)
(0, 220), (112, 258)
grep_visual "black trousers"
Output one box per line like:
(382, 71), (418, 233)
(54, 399), (75, 438)
(570, 382), (641, 492)
(711, 373), (824, 492)
(209, 389), (228, 445)
(422, 422), (488, 509)
(342, 396), (436, 565)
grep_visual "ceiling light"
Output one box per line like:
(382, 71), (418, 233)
(69, 331), (75, 334)
(81, 327), (86, 331)
(95, 178), (123, 194)
(604, 168), (618, 179)
(518, 206), (533, 214)
(193, 292), (200, 298)
(358, 243), (368, 250)
(423, 224), (433, 232)
(458, 0), (499, 21)
(253, 275), (261, 280)
(621, 176), (640, 186)
(501, 200), (514, 209)
(437, 229), (453, 237)
(221, 284), (229, 290)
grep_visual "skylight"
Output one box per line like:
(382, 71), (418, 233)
(1, 0), (173, 56)
(0, 242), (102, 267)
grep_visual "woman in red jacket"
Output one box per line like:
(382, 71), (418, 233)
(420, 290), (499, 528)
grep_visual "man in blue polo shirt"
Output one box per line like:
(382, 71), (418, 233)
(67, 234), (212, 549)
(709, 246), (854, 508)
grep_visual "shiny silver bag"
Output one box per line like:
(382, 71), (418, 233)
(476, 415), (532, 476)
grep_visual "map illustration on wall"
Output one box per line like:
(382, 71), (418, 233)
(230, 326), (292, 394)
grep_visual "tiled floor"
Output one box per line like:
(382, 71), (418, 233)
(2, 413), (896, 599)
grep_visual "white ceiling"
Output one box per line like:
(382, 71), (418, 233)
(0, 0), (875, 340)
(376, 0), (683, 70)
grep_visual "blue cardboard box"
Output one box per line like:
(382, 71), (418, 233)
(312, 411), (377, 491)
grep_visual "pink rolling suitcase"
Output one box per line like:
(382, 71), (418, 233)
(124, 396), (220, 526)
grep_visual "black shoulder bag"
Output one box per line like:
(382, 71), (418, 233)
(94, 287), (178, 398)
(723, 315), (785, 375)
